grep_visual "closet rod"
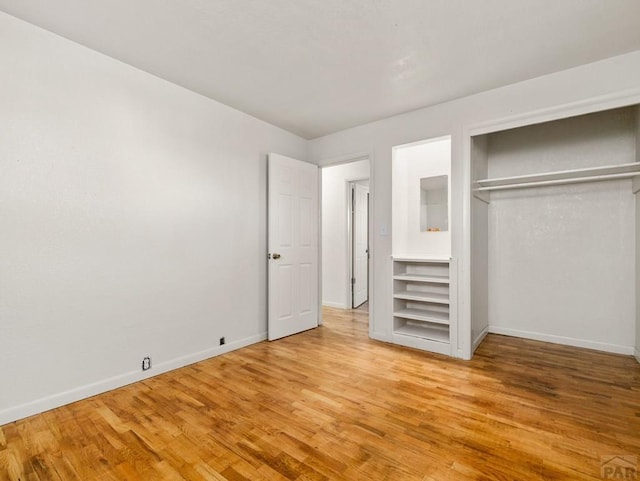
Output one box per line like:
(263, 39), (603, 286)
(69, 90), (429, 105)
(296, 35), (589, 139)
(475, 171), (640, 192)
(476, 162), (640, 188)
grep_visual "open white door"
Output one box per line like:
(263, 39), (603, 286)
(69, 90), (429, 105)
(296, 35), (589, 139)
(352, 183), (369, 308)
(268, 153), (318, 340)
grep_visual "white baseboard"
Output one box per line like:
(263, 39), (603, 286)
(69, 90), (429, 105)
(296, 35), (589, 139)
(370, 332), (389, 342)
(488, 326), (634, 356)
(392, 332), (451, 356)
(472, 326), (489, 353)
(322, 301), (348, 309)
(635, 347), (640, 364)
(0, 332), (266, 426)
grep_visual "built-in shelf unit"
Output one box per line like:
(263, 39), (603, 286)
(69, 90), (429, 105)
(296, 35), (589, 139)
(392, 258), (452, 355)
(392, 135), (455, 357)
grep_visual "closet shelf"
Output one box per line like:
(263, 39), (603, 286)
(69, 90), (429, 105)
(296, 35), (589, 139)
(393, 308), (449, 324)
(392, 257), (450, 263)
(394, 323), (450, 342)
(393, 273), (449, 284)
(393, 291), (449, 304)
(474, 162), (640, 192)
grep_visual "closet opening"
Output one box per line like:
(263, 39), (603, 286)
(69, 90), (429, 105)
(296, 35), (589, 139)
(470, 105), (640, 360)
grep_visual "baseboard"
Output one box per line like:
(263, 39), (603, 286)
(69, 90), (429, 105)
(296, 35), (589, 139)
(472, 326), (489, 353)
(488, 326), (634, 356)
(0, 332), (266, 426)
(369, 332), (384, 341)
(322, 301), (348, 309)
(391, 332), (451, 356)
(635, 347), (640, 364)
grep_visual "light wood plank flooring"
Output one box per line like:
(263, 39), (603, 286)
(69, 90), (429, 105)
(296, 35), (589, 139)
(1, 307), (639, 480)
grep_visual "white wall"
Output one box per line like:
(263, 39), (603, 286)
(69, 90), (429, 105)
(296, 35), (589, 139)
(392, 137), (451, 259)
(470, 137), (489, 351)
(321, 160), (369, 308)
(309, 50), (640, 356)
(636, 106), (640, 363)
(0, 12), (307, 424)
(485, 108), (636, 354)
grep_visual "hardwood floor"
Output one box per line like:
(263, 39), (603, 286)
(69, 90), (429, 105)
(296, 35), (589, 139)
(1, 307), (639, 480)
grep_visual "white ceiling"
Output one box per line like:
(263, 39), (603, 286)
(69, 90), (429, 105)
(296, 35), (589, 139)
(2, 1), (640, 139)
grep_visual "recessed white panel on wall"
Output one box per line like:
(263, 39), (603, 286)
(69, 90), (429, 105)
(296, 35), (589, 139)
(392, 137), (451, 259)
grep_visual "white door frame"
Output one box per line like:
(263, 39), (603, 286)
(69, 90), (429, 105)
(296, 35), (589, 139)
(318, 153), (373, 334)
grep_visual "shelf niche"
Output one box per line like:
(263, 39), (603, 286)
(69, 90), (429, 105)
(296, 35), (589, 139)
(392, 136), (451, 260)
(392, 258), (451, 349)
(392, 135), (453, 357)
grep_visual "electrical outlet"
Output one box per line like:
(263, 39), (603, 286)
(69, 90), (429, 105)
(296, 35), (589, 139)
(219, 337), (225, 346)
(142, 357), (151, 371)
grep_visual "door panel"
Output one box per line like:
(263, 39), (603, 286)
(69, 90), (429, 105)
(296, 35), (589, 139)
(353, 183), (369, 308)
(278, 194), (294, 246)
(277, 264), (294, 320)
(299, 262), (313, 314)
(268, 153), (318, 340)
(300, 197), (313, 246)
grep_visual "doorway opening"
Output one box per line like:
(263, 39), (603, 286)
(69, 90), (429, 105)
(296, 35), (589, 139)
(320, 158), (371, 321)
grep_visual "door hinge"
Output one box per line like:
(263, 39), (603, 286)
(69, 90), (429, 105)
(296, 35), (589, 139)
(351, 277), (355, 285)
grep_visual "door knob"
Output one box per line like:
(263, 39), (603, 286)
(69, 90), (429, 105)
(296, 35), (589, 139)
(272, 253), (281, 259)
